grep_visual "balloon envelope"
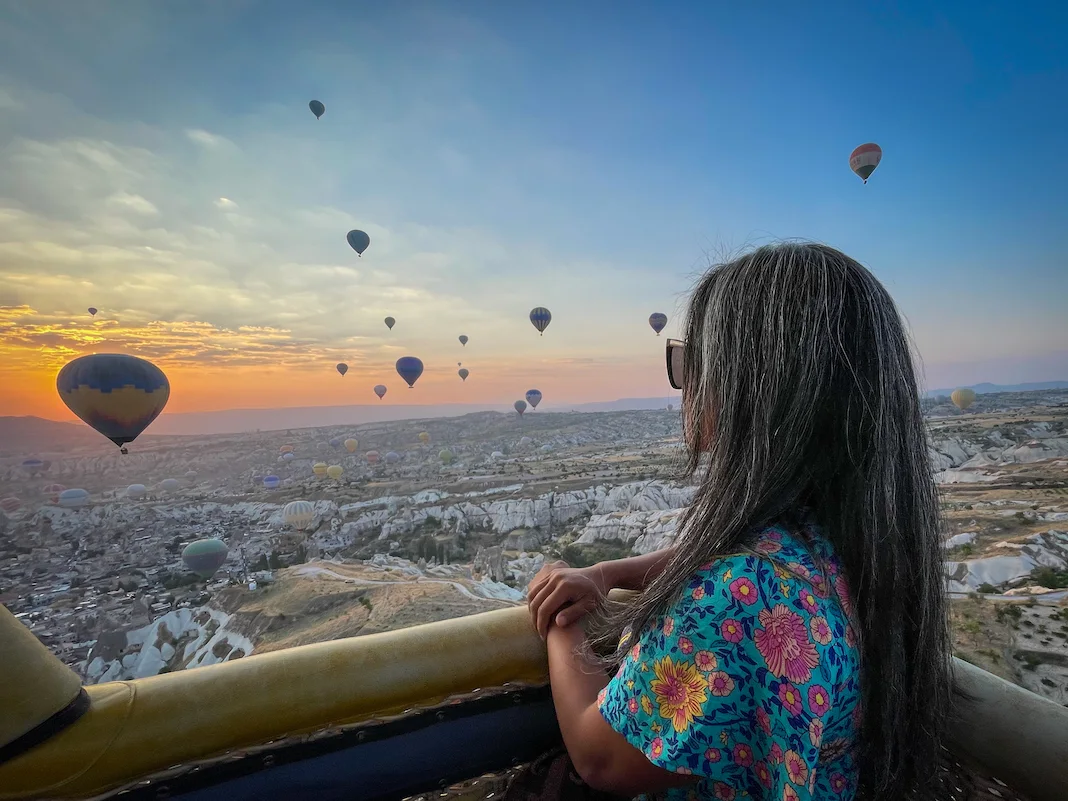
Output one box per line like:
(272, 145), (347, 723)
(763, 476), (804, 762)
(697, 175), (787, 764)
(330, 437), (342, 449)
(344, 438), (358, 453)
(346, 230), (370, 256)
(279, 445), (294, 454)
(385, 451), (400, 464)
(951, 388), (977, 411)
(649, 313), (668, 335)
(326, 465), (343, 479)
(374, 384), (387, 399)
(525, 389), (542, 409)
(182, 539), (228, 579)
(458, 368), (469, 381)
(396, 357), (424, 388)
(418, 432), (430, 444)
(281, 452), (294, 461)
(849, 143), (882, 183)
(366, 450), (380, 464)
(384, 317), (395, 330)
(336, 363), (348, 376)
(1, 497), (21, 513)
(283, 500), (316, 530)
(22, 459), (44, 472)
(263, 476), (280, 489)
(309, 100), (325, 119)
(56, 354), (170, 449)
(529, 307), (552, 335)
(127, 483), (146, 498)
(312, 462), (328, 477)
(438, 449), (454, 464)
(59, 488), (89, 508)
(514, 400), (527, 415)
(161, 478), (180, 493)
(458, 335), (468, 346)
(88, 307), (98, 316)
(43, 484), (65, 503)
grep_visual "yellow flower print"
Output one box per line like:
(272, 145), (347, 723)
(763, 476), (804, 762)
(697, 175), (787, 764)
(641, 695), (653, 715)
(626, 680), (635, 690)
(650, 656), (708, 733)
(780, 582), (792, 597)
(722, 568), (733, 582)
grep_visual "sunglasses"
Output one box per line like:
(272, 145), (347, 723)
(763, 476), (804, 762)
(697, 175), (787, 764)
(666, 338), (685, 390)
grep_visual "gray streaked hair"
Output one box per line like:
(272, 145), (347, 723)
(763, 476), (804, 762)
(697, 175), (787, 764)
(586, 242), (950, 800)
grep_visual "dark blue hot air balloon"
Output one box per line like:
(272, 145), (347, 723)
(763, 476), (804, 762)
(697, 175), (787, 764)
(525, 389), (542, 409)
(330, 437), (342, 449)
(347, 230), (370, 257)
(648, 312), (668, 336)
(529, 307), (551, 336)
(309, 100), (325, 119)
(56, 354), (170, 454)
(396, 357), (424, 388)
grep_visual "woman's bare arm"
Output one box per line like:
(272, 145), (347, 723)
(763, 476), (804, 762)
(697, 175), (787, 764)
(598, 547), (675, 591)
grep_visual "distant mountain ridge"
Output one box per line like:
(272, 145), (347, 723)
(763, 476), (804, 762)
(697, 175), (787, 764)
(925, 381), (1068, 397)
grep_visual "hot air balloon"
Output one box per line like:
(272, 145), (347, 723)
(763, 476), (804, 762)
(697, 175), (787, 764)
(330, 437), (342, 449)
(336, 363), (348, 377)
(384, 317), (395, 330)
(525, 389), (542, 410)
(518, 436), (532, 448)
(418, 432), (430, 445)
(326, 465), (343, 480)
(951, 388), (977, 411)
(514, 400), (527, 416)
(459, 335), (468, 346)
(21, 459), (45, 474)
(366, 450), (380, 465)
(347, 230), (370, 257)
(0, 497), (21, 514)
(56, 354), (170, 454)
(282, 452), (295, 462)
(126, 484), (146, 499)
(280, 445), (294, 455)
(283, 500), (316, 530)
(396, 357), (424, 388)
(529, 307), (552, 336)
(458, 368), (469, 382)
(439, 449), (454, 465)
(182, 539), (228, 579)
(849, 143), (883, 184)
(649, 313), (668, 336)
(88, 307), (98, 317)
(58, 488), (89, 509)
(312, 462), (328, 477)
(263, 476), (281, 490)
(344, 438), (358, 453)
(160, 478), (180, 493)
(309, 100), (325, 119)
(385, 451), (400, 464)
(43, 484), (65, 503)
(374, 384), (387, 399)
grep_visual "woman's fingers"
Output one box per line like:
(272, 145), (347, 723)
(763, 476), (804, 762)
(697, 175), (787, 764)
(555, 596), (596, 628)
(536, 584), (579, 639)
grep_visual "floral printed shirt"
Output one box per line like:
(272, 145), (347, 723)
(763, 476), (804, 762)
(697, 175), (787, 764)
(597, 521), (861, 801)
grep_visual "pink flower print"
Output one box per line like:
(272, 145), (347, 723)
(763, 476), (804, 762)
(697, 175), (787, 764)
(782, 786), (799, 801)
(778, 682), (804, 716)
(676, 767), (693, 775)
(754, 538), (782, 555)
(596, 687), (606, 706)
(663, 616), (675, 637)
(810, 616), (833, 645)
(753, 761), (772, 789)
(729, 577), (758, 605)
(769, 742), (784, 764)
(784, 750), (809, 786)
(708, 671), (735, 697)
(627, 697), (640, 715)
(786, 562), (811, 580)
(692, 585), (705, 601)
(754, 605), (820, 683)
(830, 772), (848, 794)
(699, 561), (714, 571)
(705, 747), (722, 763)
(809, 717), (824, 747)
(766, 529), (783, 541)
(720, 618), (744, 643)
(629, 641), (641, 661)
(808, 685), (831, 717)
(678, 636), (694, 655)
(799, 588), (819, 614)
(755, 705), (772, 735)
(713, 782), (736, 801)
(694, 650), (718, 672)
(846, 623), (857, 647)
(732, 743), (754, 767)
(835, 574), (854, 618)
(810, 574), (830, 599)
(648, 737), (664, 760)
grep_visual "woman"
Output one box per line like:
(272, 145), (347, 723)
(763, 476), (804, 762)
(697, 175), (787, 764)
(527, 243), (950, 801)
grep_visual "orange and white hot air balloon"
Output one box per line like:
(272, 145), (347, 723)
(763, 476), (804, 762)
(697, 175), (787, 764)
(849, 143), (882, 184)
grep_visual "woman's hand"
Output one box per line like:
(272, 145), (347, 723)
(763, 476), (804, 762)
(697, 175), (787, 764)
(527, 560), (610, 640)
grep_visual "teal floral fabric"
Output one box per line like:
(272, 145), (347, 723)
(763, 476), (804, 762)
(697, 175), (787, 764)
(597, 522), (861, 801)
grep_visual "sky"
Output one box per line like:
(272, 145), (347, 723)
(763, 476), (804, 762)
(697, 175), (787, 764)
(1, 0), (1066, 422)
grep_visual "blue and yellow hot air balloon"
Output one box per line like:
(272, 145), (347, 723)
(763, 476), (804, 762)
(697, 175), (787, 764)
(56, 354), (170, 454)
(529, 307), (552, 336)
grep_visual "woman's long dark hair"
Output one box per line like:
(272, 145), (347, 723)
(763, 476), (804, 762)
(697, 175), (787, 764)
(586, 242), (950, 800)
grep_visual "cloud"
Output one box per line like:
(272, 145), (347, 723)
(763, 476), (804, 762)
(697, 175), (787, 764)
(185, 128), (234, 149)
